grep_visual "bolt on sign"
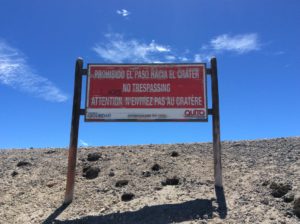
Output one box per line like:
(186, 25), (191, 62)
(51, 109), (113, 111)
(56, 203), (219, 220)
(85, 64), (207, 121)
(64, 58), (223, 204)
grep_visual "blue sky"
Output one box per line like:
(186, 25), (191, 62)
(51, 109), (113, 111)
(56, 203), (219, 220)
(0, 0), (299, 148)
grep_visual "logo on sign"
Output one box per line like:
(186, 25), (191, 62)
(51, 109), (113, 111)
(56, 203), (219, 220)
(87, 112), (111, 119)
(184, 109), (205, 117)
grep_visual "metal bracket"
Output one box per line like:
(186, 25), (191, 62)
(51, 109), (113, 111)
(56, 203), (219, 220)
(81, 69), (87, 75)
(79, 109), (85, 115)
(206, 68), (212, 74)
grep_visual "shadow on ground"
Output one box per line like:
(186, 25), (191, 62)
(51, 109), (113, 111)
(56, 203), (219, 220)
(44, 187), (227, 224)
(43, 203), (70, 224)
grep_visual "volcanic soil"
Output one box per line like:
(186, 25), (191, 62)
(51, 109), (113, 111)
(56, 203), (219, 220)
(1, 137), (300, 223)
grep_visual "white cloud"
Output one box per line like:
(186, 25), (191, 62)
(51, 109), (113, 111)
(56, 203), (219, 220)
(191, 33), (261, 62)
(178, 57), (188, 62)
(194, 53), (212, 62)
(93, 33), (171, 63)
(116, 9), (130, 17)
(165, 55), (176, 61)
(210, 33), (259, 54)
(93, 32), (260, 64)
(79, 139), (89, 147)
(0, 40), (68, 102)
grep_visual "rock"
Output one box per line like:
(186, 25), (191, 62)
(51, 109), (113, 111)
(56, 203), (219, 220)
(46, 182), (57, 188)
(262, 180), (269, 186)
(293, 195), (300, 218)
(269, 215), (276, 220)
(154, 186), (162, 191)
(17, 161), (31, 167)
(261, 198), (269, 205)
(78, 158), (85, 163)
(121, 193), (135, 202)
(162, 176), (180, 186)
(283, 192), (294, 203)
(108, 171), (115, 177)
(83, 166), (100, 179)
(285, 210), (294, 218)
(151, 163), (161, 171)
(270, 182), (292, 198)
(11, 171), (18, 177)
(17, 192), (25, 196)
(97, 188), (109, 193)
(142, 171), (151, 177)
(115, 180), (129, 187)
(87, 152), (101, 161)
(171, 151), (179, 157)
(45, 150), (56, 154)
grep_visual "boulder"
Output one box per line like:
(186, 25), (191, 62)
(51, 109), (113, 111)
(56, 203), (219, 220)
(142, 171), (151, 177)
(121, 193), (135, 202)
(87, 152), (101, 161)
(17, 161), (31, 167)
(108, 171), (115, 177)
(83, 166), (100, 179)
(171, 151), (179, 157)
(270, 182), (292, 198)
(151, 163), (161, 171)
(11, 171), (18, 177)
(162, 176), (180, 186)
(115, 180), (129, 187)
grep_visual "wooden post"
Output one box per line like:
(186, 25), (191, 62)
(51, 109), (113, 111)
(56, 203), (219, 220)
(64, 58), (83, 204)
(211, 57), (223, 187)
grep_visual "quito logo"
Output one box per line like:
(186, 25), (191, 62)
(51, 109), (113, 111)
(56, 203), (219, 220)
(184, 109), (205, 117)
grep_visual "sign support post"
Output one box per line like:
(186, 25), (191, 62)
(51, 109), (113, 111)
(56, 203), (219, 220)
(210, 57), (223, 187)
(64, 58), (84, 204)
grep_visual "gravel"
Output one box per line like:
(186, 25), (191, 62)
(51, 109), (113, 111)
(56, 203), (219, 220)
(0, 136), (299, 223)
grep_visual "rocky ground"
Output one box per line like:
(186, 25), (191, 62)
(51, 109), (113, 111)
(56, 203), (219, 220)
(0, 137), (300, 224)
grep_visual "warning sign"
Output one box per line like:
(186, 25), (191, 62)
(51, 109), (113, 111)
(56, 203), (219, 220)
(85, 64), (207, 121)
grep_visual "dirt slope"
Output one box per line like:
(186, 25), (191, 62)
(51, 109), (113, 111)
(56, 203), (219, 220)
(0, 137), (300, 224)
